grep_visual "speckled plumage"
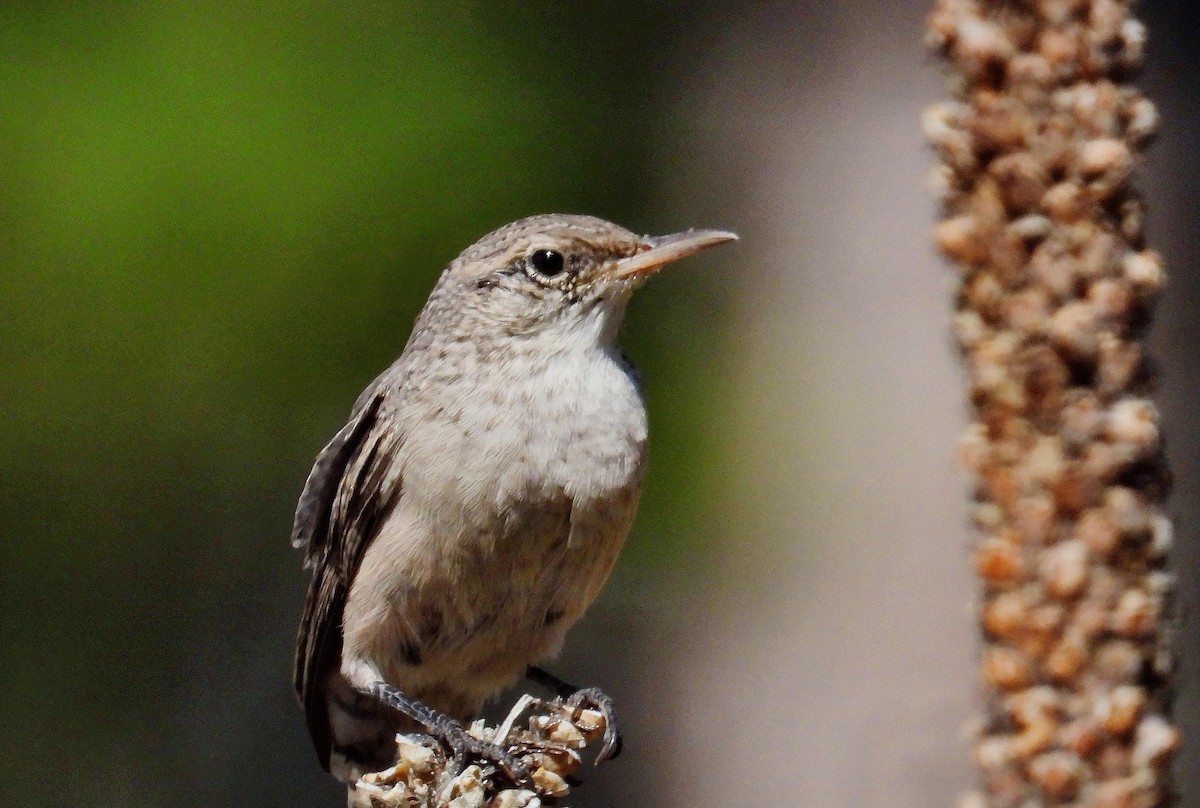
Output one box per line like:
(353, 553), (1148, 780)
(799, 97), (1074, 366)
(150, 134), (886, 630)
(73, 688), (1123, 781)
(291, 214), (734, 779)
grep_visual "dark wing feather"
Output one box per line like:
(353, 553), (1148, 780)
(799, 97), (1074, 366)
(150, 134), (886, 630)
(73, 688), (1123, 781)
(291, 391), (386, 560)
(291, 390), (405, 770)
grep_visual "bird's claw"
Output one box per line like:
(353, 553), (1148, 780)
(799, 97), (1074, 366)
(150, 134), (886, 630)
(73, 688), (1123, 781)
(524, 666), (623, 765)
(439, 723), (534, 789)
(560, 686), (622, 764)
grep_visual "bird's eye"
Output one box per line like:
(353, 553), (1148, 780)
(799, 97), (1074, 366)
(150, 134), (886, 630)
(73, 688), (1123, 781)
(528, 249), (565, 277)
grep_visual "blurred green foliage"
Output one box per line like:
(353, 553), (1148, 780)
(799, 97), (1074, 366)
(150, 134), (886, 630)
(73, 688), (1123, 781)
(0, 2), (730, 806)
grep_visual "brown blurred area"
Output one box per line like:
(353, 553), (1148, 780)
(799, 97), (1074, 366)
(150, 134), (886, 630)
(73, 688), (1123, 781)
(2, 3), (1197, 807)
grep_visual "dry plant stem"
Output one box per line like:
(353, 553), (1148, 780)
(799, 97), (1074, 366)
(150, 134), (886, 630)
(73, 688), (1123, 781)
(925, 2), (1178, 807)
(347, 694), (611, 808)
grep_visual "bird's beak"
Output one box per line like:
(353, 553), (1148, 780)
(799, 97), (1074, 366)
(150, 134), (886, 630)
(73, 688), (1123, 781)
(610, 228), (739, 281)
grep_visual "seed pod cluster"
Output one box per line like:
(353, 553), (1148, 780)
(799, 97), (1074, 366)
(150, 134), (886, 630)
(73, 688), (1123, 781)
(349, 699), (610, 808)
(926, 2), (1177, 807)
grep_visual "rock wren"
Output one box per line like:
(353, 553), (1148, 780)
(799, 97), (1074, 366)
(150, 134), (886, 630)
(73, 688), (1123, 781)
(292, 213), (736, 784)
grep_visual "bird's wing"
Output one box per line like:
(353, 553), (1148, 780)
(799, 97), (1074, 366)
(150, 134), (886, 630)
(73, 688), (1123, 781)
(291, 388), (405, 770)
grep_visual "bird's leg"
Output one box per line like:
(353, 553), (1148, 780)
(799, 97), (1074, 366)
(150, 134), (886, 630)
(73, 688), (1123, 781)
(364, 681), (533, 787)
(524, 666), (622, 764)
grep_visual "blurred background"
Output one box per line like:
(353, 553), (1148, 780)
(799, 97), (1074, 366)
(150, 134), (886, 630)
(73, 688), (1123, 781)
(2, 2), (1198, 807)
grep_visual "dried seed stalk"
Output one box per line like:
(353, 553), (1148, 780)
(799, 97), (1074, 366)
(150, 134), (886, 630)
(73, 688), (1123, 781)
(925, 2), (1178, 807)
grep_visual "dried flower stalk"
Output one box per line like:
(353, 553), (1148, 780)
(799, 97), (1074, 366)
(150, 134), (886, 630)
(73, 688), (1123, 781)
(925, 1), (1178, 807)
(347, 696), (611, 808)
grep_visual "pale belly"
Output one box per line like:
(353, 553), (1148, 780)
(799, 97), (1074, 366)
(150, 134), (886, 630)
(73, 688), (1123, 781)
(339, 349), (648, 720)
(389, 487), (638, 709)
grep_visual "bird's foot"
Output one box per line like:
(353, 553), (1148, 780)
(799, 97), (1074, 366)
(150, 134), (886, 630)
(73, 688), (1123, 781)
(365, 682), (534, 790)
(560, 687), (622, 764)
(356, 686), (620, 806)
(524, 667), (623, 764)
(440, 720), (533, 788)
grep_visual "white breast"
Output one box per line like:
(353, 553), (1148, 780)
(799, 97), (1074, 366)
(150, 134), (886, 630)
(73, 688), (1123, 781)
(401, 335), (647, 533)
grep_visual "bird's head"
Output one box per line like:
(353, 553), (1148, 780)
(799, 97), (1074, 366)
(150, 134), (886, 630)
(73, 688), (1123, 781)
(428, 214), (737, 346)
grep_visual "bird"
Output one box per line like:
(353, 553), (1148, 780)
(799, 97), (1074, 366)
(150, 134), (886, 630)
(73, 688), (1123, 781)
(291, 213), (737, 785)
